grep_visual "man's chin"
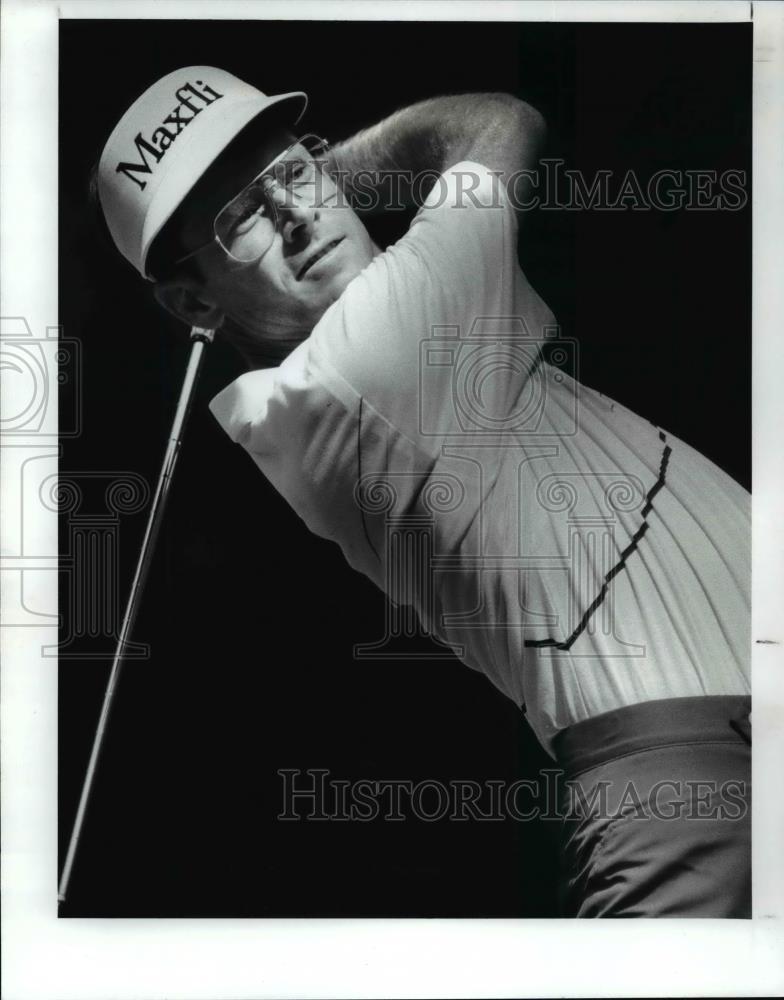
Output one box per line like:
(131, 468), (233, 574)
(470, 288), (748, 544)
(311, 270), (359, 316)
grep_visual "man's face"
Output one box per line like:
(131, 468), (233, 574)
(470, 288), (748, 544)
(174, 130), (377, 342)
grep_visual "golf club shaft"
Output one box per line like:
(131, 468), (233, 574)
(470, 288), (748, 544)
(58, 327), (215, 905)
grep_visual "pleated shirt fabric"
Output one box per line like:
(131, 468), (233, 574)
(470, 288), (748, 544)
(209, 162), (750, 756)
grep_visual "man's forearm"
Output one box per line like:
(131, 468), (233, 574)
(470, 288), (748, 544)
(330, 93), (546, 211)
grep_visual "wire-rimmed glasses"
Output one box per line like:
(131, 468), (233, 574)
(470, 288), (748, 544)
(173, 134), (336, 269)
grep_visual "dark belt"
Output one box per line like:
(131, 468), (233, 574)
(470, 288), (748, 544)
(552, 695), (751, 778)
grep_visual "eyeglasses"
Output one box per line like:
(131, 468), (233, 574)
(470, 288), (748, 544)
(172, 134), (335, 269)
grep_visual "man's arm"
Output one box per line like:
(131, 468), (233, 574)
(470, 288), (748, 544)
(329, 93), (546, 212)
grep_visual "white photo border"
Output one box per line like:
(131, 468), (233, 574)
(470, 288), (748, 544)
(2, 1), (783, 997)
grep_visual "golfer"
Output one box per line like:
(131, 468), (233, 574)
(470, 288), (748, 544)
(96, 66), (751, 917)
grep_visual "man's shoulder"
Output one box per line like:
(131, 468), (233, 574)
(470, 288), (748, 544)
(413, 159), (512, 222)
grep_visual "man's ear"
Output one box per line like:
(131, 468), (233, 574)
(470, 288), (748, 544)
(152, 275), (226, 330)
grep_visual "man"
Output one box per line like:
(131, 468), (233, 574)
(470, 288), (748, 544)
(97, 66), (751, 917)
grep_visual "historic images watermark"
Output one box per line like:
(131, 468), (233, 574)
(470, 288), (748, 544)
(276, 156), (748, 214)
(277, 768), (749, 823)
(338, 162), (748, 213)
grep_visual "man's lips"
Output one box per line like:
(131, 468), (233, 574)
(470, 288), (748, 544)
(296, 238), (345, 280)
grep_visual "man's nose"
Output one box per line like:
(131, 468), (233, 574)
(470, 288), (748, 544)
(271, 189), (318, 244)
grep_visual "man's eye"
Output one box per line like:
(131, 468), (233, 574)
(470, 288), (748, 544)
(221, 190), (271, 236)
(284, 160), (312, 187)
(229, 191), (271, 230)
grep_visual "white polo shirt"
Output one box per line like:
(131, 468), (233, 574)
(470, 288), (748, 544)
(209, 161), (750, 756)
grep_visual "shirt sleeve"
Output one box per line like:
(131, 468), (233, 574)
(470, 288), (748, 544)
(407, 159), (519, 279)
(207, 345), (392, 589)
(307, 161), (522, 444)
(207, 163), (527, 589)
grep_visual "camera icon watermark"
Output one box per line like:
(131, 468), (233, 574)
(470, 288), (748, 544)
(0, 317), (81, 438)
(418, 316), (578, 439)
(1, 318), (149, 656)
(2, 317), (82, 635)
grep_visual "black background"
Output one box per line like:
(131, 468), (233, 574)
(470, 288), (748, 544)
(59, 19), (751, 917)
